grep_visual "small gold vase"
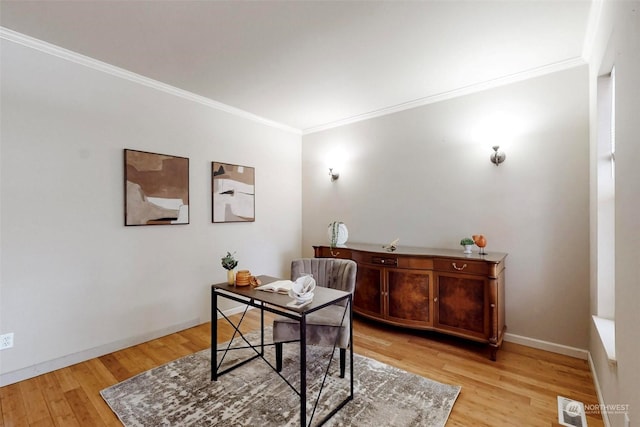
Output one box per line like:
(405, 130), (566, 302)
(227, 269), (235, 285)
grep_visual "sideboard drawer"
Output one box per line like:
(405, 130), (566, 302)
(371, 256), (397, 266)
(351, 251), (398, 266)
(315, 246), (351, 259)
(434, 258), (489, 275)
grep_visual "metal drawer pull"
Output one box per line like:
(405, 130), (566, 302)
(452, 263), (467, 271)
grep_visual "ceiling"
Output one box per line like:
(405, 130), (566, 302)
(0, 1), (594, 134)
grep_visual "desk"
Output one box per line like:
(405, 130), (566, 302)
(211, 275), (354, 427)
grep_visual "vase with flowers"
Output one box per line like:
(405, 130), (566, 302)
(221, 252), (239, 285)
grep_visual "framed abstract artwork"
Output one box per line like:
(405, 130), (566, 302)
(124, 149), (189, 226)
(212, 162), (255, 223)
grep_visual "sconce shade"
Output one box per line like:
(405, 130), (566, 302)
(490, 146), (506, 166)
(329, 168), (340, 181)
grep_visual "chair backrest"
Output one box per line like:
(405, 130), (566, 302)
(290, 258), (357, 294)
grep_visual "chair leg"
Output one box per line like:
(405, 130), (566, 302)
(340, 348), (346, 378)
(275, 342), (283, 372)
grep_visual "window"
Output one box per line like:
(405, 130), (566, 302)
(594, 67), (616, 363)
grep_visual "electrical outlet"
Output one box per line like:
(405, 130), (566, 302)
(0, 333), (14, 350)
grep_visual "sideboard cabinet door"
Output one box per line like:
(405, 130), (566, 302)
(434, 272), (489, 340)
(354, 264), (384, 319)
(387, 268), (433, 327)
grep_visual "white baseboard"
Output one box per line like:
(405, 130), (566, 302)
(504, 332), (589, 360)
(0, 303), (259, 387)
(0, 310), (592, 387)
(588, 352), (612, 427)
(216, 303), (255, 318)
(0, 317), (201, 387)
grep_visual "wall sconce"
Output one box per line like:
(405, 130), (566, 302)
(490, 146), (506, 166)
(328, 168), (340, 181)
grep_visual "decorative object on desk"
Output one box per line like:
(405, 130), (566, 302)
(212, 162), (255, 223)
(460, 237), (475, 254)
(249, 276), (262, 287)
(328, 221), (348, 247)
(288, 275), (316, 303)
(221, 252), (238, 284)
(472, 234), (487, 255)
(255, 279), (294, 294)
(383, 238), (399, 252)
(101, 329), (461, 427)
(234, 270), (252, 287)
(124, 149), (189, 226)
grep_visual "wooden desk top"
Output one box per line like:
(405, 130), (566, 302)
(212, 275), (350, 313)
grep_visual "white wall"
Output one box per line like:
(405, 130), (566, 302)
(0, 40), (302, 384)
(588, 2), (640, 426)
(302, 66), (590, 350)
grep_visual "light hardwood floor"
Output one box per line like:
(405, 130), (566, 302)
(1, 310), (604, 426)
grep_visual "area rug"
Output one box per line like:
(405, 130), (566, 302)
(101, 329), (460, 426)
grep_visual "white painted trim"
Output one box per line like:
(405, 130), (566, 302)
(582, 0), (605, 62)
(588, 352), (613, 427)
(0, 26), (587, 138)
(0, 27), (302, 136)
(0, 300), (258, 386)
(0, 317), (201, 387)
(592, 315), (617, 364)
(302, 57), (587, 135)
(504, 332), (589, 360)
(216, 303), (255, 319)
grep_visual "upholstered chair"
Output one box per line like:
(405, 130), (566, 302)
(273, 258), (357, 378)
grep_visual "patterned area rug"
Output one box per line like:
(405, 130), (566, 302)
(101, 329), (460, 426)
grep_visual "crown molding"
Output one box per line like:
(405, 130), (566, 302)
(582, 0), (605, 62)
(0, 27), (302, 136)
(302, 56), (587, 135)
(1, 26), (587, 138)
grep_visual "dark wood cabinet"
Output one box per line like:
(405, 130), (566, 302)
(387, 268), (433, 327)
(314, 243), (507, 360)
(435, 272), (488, 339)
(353, 263), (384, 318)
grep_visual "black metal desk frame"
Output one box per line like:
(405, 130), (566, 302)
(211, 276), (354, 427)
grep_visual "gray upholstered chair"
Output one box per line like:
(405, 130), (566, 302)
(273, 258), (357, 378)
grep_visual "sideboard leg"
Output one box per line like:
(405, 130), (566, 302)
(489, 346), (498, 361)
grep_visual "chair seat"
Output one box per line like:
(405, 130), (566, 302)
(273, 305), (350, 348)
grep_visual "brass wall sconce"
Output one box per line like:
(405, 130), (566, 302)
(329, 168), (340, 181)
(490, 146), (506, 166)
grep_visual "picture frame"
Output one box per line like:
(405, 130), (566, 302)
(124, 149), (189, 226)
(212, 162), (255, 223)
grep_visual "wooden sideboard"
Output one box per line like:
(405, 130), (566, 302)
(314, 243), (507, 360)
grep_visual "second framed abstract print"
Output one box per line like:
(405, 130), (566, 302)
(212, 162), (255, 223)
